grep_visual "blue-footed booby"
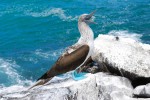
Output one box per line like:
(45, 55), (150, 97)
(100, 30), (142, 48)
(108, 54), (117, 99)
(29, 10), (96, 89)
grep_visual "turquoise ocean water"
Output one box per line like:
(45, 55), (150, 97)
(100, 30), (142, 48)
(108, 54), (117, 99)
(0, 0), (149, 87)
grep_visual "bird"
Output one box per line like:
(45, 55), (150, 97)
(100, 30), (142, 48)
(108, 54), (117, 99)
(28, 10), (96, 89)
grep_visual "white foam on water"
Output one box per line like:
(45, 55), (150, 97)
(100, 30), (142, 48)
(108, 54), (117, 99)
(34, 49), (63, 59)
(93, 30), (150, 77)
(18, 56), (38, 64)
(0, 9), (14, 17)
(0, 48), (67, 97)
(25, 8), (78, 21)
(0, 58), (34, 98)
(0, 58), (22, 85)
(0, 73), (73, 99)
(17, 49), (64, 64)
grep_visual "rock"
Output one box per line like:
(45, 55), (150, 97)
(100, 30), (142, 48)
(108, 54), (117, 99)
(0, 72), (134, 100)
(92, 34), (150, 87)
(111, 92), (150, 100)
(95, 73), (133, 100)
(134, 83), (150, 98)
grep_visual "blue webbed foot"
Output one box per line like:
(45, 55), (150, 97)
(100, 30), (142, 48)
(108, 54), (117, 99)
(72, 70), (87, 81)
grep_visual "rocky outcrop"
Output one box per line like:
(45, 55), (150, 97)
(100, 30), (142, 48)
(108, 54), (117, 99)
(0, 72), (133, 100)
(92, 34), (150, 87)
(2, 72), (150, 100)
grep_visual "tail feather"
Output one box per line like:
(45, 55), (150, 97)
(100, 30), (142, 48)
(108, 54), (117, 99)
(28, 77), (53, 90)
(37, 72), (49, 81)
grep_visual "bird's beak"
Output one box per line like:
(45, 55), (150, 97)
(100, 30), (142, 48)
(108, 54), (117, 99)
(85, 10), (97, 24)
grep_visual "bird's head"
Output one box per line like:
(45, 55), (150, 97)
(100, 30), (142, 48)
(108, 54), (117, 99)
(78, 10), (96, 24)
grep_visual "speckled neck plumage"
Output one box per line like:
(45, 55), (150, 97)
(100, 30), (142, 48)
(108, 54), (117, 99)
(78, 21), (94, 45)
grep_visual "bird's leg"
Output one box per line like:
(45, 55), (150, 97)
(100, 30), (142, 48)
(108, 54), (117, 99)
(76, 67), (81, 73)
(72, 57), (93, 81)
(86, 65), (100, 74)
(76, 57), (93, 73)
(85, 62), (111, 74)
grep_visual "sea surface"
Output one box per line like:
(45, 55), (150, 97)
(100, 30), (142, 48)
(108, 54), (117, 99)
(0, 0), (149, 88)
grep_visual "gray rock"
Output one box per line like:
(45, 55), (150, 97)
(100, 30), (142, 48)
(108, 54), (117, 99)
(95, 73), (133, 100)
(0, 72), (134, 100)
(134, 83), (150, 98)
(111, 91), (150, 100)
(92, 34), (150, 86)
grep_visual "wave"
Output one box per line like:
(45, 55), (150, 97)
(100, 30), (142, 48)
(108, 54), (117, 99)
(0, 7), (78, 22)
(34, 49), (63, 60)
(25, 8), (78, 21)
(0, 58), (33, 98)
(16, 48), (64, 64)
(18, 56), (38, 64)
(0, 58), (22, 85)
(0, 48), (68, 98)
(0, 58), (33, 87)
(0, 9), (14, 17)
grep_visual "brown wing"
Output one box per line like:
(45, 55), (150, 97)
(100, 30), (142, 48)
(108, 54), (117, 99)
(37, 45), (89, 81)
